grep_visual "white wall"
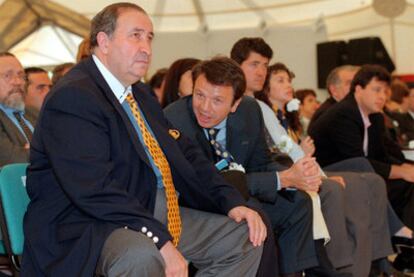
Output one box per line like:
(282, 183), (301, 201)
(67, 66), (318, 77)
(149, 23), (328, 98)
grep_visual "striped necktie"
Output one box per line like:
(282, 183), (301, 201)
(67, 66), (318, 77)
(13, 111), (32, 142)
(125, 93), (181, 246)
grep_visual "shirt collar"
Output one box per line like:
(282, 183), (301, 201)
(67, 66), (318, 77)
(409, 110), (414, 120)
(0, 103), (24, 114)
(92, 55), (131, 103)
(357, 104), (371, 129)
(212, 118), (227, 131)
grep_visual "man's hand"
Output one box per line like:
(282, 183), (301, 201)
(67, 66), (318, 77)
(159, 241), (188, 277)
(328, 176), (346, 188)
(390, 163), (414, 182)
(228, 206), (267, 247)
(24, 143), (30, 150)
(279, 155), (322, 192)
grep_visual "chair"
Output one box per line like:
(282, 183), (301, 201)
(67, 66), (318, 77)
(0, 163), (30, 276)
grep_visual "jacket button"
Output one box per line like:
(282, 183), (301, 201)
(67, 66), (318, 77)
(141, 226), (147, 233)
(153, 236), (159, 243)
(147, 231), (153, 238)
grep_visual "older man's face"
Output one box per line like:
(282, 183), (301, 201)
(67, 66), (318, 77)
(102, 9), (154, 86)
(0, 56), (25, 110)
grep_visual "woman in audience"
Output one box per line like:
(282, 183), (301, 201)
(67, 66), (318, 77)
(161, 58), (200, 108)
(255, 63), (315, 156)
(296, 89), (320, 139)
(148, 67), (168, 104)
(255, 62), (414, 273)
(51, 62), (74, 86)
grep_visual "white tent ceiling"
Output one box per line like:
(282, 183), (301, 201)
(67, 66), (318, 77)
(1, 0), (414, 91)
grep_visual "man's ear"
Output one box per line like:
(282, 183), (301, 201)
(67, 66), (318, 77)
(96, 32), (110, 54)
(230, 98), (242, 113)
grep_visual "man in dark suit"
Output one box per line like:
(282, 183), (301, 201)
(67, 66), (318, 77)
(309, 65), (414, 230)
(23, 67), (52, 125)
(392, 87), (414, 142)
(22, 3), (266, 276)
(310, 65), (359, 126)
(0, 52), (34, 166)
(164, 57), (355, 277)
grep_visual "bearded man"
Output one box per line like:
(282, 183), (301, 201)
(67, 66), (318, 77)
(0, 52), (34, 166)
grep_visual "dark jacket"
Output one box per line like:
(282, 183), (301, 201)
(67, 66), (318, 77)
(22, 57), (245, 276)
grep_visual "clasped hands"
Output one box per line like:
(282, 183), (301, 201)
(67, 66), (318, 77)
(279, 155), (322, 192)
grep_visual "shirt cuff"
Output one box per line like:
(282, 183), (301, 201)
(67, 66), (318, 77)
(276, 172), (281, 190)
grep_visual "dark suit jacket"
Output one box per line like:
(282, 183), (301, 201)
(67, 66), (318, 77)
(165, 96), (286, 204)
(0, 108), (35, 166)
(309, 93), (394, 179)
(391, 112), (414, 142)
(309, 96), (337, 130)
(22, 57), (245, 276)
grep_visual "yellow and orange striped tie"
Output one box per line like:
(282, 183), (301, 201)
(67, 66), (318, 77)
(125, 93), (181, 246)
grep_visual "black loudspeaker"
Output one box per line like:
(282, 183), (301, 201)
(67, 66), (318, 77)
(317, 41), (348, 88)
(347, 37), (395, 73)
(316, 37), (395, 89)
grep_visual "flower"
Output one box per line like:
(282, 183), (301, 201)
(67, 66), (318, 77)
(286, 98), (300, 112)
(277, 135), (294, 153)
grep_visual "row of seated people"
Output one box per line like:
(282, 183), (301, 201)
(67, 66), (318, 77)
(149, 39), (412, 276)
(1, 3), (414, 276)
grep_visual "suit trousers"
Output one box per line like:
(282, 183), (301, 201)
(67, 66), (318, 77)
(95, 188), (263, 277)
(261, 190), (318, 274)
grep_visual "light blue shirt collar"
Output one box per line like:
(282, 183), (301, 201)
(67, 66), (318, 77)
(92, 55), (131, 103)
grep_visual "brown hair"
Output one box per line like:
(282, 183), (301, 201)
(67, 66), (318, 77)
(192, 57), (246, 103)
(255, 62), (301, 133)
(76, 38), (91, 62)
(51, 63), (74, 85)
(162, 58), (200, 108)
(390, 79), (409, 104)
(89, 2), (147, 49)
(230, 37), (273, 65)
(295, 89), (317, 104)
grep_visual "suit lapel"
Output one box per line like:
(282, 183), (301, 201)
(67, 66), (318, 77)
(226, 111), (249, 164)
(83, 58), (152, 168)
(0, 110), (27, 146)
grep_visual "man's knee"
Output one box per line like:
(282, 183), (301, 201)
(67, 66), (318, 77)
(97, 228), (165, 276)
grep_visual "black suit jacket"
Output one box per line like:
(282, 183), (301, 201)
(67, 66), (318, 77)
(22, 57), (245, 276)
(308, 96), (337, 131)
(165, 96), (286, 204)
(309, 93), (393, 179)
(392, 112), (414, 142)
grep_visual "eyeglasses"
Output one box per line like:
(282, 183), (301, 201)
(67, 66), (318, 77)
(0, 71), (27, 83)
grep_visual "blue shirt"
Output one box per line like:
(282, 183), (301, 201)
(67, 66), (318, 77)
(92, 55), (164, 189)
(0, 104), (34, 143)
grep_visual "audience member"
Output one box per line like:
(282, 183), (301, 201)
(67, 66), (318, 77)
(148, 67), (168, 104)
(387, 79), (409, 113)
(24, 67), (52, 122)
(51, 62), (74, 86)
(22, 3), (265, 276)
(165, 57), (349, 277)
(230, 37), (364, 276)
(0, 52), (34, 166)
(161, 58), (200, 108)
(309, 65), (414, 228)
(310, 65), (359, 125)
(392, 87), (414, 143)
(296, 89), (319, 138)
(76, 37), (91, 62)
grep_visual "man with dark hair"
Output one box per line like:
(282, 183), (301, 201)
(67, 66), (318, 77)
(230, 38), (411, 276)
(24, 67), (52, 122)
(310, 65), (414, 229)
(310, 65), (359, 125)
(22, 3), (266, 276)
(0, 52), (34, 166)
(166, 57), (353, 277)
